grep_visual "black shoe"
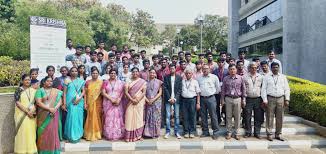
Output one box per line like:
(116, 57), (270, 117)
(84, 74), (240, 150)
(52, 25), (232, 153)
(275, 136), (285, 141)
(212, 135), (218, 140)
(244, 133), (251, 138)
(200, 133), (210, 138)
(254, 134), (262, 139)
(267, 135), (273, 141)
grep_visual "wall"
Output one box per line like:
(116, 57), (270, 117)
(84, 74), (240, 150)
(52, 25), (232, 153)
(0, 94), (15, 153)
(228, 0), (241, 56)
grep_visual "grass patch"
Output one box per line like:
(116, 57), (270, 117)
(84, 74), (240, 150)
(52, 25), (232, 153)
(0, 86), (17, 93)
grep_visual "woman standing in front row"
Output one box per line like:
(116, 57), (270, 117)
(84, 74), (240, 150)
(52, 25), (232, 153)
(63, 67), (86, 143)
(14, 74), (38, 154)
(124, 67), (147, 142)
(143, 69), (163, 138)
(84, 67), (103, 141)
(35, 76), (63, 154)
(102, 69), (126, 140)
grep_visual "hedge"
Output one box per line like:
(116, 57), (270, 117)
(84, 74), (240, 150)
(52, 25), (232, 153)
(0, 56), (30, 87)
(287, 76), (326, 126)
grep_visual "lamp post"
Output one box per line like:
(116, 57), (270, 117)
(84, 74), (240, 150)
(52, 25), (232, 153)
(176, 28), (181, 53)
(198, 15), (204, 54)
(180, 41), (183, 51)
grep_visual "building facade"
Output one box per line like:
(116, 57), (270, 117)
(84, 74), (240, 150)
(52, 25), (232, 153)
(228, 0), (326, 84)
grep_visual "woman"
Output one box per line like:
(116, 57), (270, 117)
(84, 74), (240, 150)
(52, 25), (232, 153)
(143, 69), (163, 138)
(40, 65), (56, 87)
(30, 68), (40, 89)
(84, 68), (103, 141)
(63, 67), (86, 143)
(78, 65), (87, 81)
(35, 76), (63, 154)
(101, 64), (112, 80)
(118, 64), (131, 82)
(102, 69), (125, 140)
(14, 74), (38, 154)
(124, 67), (147, 142)
(55, 66), (69, 91)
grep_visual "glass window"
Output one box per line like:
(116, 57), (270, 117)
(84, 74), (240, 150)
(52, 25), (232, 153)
(239, 37), (283, 58)
(239, 0), (282, 35)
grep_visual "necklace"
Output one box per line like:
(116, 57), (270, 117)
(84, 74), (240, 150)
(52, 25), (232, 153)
(109, 79), (117, 92)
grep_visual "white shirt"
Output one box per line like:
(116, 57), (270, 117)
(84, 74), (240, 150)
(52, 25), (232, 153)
(181, 78), (201, 98)
(261, 73), (290, 103)
(101, 74), (110, 80)
(197, 74), (220, 96)
(130, 63), (144, 71)
(86, 61), (102, 75)
(171, 75), (175, 100)
(244, 73), (263, 98)
(186, 62), (196, 72)
(267, 58), (283, 73)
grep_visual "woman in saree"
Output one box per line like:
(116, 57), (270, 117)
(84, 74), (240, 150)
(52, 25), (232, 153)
(63, 67), (86, 143)
(35, 76), (63, 154)
(84, 67), (103, 141)
(143, 69), (163, 138)
(124, 67), (147, 142)
(101, 69), (125, 140)
(14, 74), (38, 154)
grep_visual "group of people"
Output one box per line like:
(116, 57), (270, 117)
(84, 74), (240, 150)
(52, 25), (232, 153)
(14, 39), (290, 154)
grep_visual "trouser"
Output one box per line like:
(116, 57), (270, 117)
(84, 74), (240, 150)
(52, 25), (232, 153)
(182, 97), (197, 135)
(201, 96), (219, 135)
(161, 95), (166, 128)
(215, 94), (222, 124)
(165, 102), (180, 134)
(266, 96), (284, 136)
(225, 97), (242, 135)
(244, 97), (264, 135)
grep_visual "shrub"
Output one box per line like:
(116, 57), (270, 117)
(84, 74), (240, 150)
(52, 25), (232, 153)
(288, 76), (326, 126)
(0, 56), (30, 87)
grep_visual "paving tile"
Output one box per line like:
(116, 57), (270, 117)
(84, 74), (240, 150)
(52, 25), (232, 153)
(295, 148), (325, 154)
(180, 150), (204, 154)
(204, 150), (229, 154)
(112, 142), (136, 151)
(157, 141), (180, 150)
(248, 150), (274, 154)
(227, 149), (251, 154)
(134, 150), (158, 154)
(158, 150), (180, 154)
(271, 149), (297, 154)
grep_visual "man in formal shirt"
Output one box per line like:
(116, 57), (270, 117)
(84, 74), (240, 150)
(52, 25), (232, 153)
(83, 45), (92, 63)
(252, 57), (261, 73)
(65, 45), (87, 68)
(236, 60), (247, 76)
(65, 38), (76, 57)
(185, 52), (196, 72)
(206, 52), (217, 73)
(181, 68), (201, 138)
(108, 44), (117, 55)
(97, 52), (108, 75)
(176, 60), (187, 79)
(221, 64), (246, 140)
(193, 61), (203, 80)
(151, 54), (161, 72)
(237, 50), (250, 71)
(121, 45), (131, 59)
(107, 53), (119, 71)
(197, 64), (220, 140)
(95, 41), (108, 61)
(163, 64), (183, 139)
(139, 50), (147, 65)
(260, 61), (270, 76)
(140, 59), (150, 81)
(85, 51), (102, 75)
(219, 52), (229, 69)
(157, 58), (170, 81)
(261, 62), (290, 141)
(130, 54), (144, 70)
(266, 50), (282, 73)
(198, 53), (206, 64)
(243, 62), (264, 139)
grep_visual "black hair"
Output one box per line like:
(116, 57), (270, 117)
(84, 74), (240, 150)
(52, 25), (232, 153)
(268, 50), (275, 54)
(91, 67), (99, 74)
(97, 52), (104, 56)
(229, 57), (236, 61)
(46, 65), (55, 72)
(76, 65), (86, 80)
(206, 52), (213, 57)
(60, 66), (69, 72)
(140, 50), (146, 53)
(21, 73), (30, 81)
(109, 68), (118, 74)
(29, 68), (39, 75)
(252, 57), (260, 61)
(179, 60), (186, 65)
(122, 56), (128, 60)
(195, 61), (202, 65)
(260, 60), (268, 66)
(178, 51), (184, 55)
(41, 76), (53, 88)
(169, 64), (176, 68)
(185, 52), (191, 56)
(111, 44), (117, 47)
(152, 54), (158, 60)
(66, 38), (72, 43)
(85, 45), (91, 49)
(238, 50), (246, 55)
(149, 68), (156, 73)
(236, 60), (244, 65)
(142, 59), (150, 65)
(172, 54), (178, 58)
(131, 67), (139, 72)
(108, 53), (115, 58)
(228, 64), (236, 69)
(271, 62), (280, 67)
(76, 45), (84, 50)
(98, 40), (105, 44)
(219, 51), (227, 56)
(217, 57), (226, 62)
(90, 51), (97, 56)
(132, 53), (140, 58)
(123, 64), (129, 68)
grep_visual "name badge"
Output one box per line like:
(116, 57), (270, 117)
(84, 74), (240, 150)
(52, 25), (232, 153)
(231, 90), (235, 95)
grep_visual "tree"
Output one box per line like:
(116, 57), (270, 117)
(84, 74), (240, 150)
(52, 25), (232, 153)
(0, 0), (15, 22)
(130, 9), (159, 50)
(161, 25), (177, 55)
(176, 25), (200, 51)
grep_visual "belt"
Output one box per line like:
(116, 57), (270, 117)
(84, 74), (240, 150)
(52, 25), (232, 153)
(201, 95), (214, 98)
(247, 97), (261, 99)
(226, 95), (240, 99)
(267, 95), (284, 98)
(181, 96), (196, 99)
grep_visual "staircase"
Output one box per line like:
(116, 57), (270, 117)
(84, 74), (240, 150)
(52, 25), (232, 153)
(61, 115), (326, 154)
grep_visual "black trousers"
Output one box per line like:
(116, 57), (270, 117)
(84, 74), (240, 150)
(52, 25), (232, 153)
(244, 97), (264, 135)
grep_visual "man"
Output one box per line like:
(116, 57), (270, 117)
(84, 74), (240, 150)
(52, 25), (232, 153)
(266, 50), (283, 73)
(171, 55), (178, 66)
(193, 61), (203, 80)
(237, 50), (250, 71)
(157, 58), (170, 81)
(121, 45), (131, 59)
(229, 57), (236, 65)
(140, 59), (150, 81)
(197, 64), (220, 140)
(83, 45), (92, 63)
(260, 61), (270, 76)
(198, 53), (206, 64)
(252, 57), (261, 73)
(178, 51), (185, 63)
(97, 52), (108, 75)
(213, 58), (229, 124)
(243, 62), (264, 139)
(115, 51), (123, 68)
(206, 52), (217, 73)
(108, 53), (118, 71)
(219, 51), (229, 69)
(176, 60), (186, 79)
(261, 62), (290, 141)
(185, 52), (196, 72)
(181, 69), (201, 138)
(65, 38), (76, 57)
(86, 51), (102, 75)
(108, 44), (117, 55)
(226, 52), (232, 64)
(163, 64), (183, 139)
(140, 50), (147, 64)
(151, 54), (161, 72)
(130, 54), (144, 70)
(95, 41), (108, 61)
(118, 56), (130, 75)
(65, 45), (87, 68)
(221, 64), (246, 140)
(236, 60), (247, 76)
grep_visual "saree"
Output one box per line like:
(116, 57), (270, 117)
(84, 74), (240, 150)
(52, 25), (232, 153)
(143, 79), (162, 138)
(36, 88), (63, 154)
(102, 79), (125, 140)
(14, 87), (38, 154)
(64, 78), (85, 143)
(124, 78), (147, 142)
(84, 79), (103, 141)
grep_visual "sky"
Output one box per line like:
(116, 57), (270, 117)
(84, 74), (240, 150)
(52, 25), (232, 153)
(100, 0), (228, 24)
